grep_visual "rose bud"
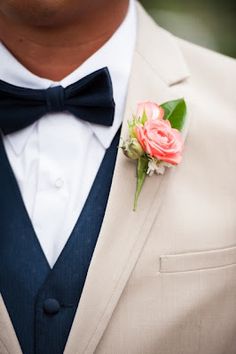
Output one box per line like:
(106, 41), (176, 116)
(122, 138), (144, 160)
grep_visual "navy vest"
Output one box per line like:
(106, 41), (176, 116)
(0, 128), (120, 354)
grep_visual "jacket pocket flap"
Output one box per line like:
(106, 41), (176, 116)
(160, 246), (236, 273)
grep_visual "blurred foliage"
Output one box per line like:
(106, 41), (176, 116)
(140, 0), (236, 58)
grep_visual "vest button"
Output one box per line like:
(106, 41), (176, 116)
(43, 298), (60, 315)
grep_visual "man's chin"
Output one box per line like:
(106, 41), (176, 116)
(0, 0), (82, 27)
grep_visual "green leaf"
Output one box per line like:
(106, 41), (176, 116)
(160, 98), (187, 131)
(128, 117), (137, 138)
(141, 111), (148, 125)
(133, 156), (149, 211)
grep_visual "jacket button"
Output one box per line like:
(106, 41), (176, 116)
(43, 298), (60, 315)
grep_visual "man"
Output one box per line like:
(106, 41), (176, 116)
(0, 0), (235, 353)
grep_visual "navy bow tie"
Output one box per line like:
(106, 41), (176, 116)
(0, 67), (115, 135)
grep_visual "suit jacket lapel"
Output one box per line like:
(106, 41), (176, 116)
(64, 4), (191, 354)
(0, 295), (22, 354)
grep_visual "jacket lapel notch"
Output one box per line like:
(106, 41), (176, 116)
(135, 2), (190, 86)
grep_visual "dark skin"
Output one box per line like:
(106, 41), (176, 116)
(0, 0), (129, 81)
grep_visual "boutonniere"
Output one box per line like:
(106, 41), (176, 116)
(121, 99), (186, 211)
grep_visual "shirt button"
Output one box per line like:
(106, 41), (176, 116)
(54, 178), (64, 189)
(43, 298), (60, 315)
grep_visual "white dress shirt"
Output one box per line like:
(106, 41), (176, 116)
(0, 0), (137, 268)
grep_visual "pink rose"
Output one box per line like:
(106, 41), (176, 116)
(137, 101), (164, 121)
(135, 118), (183, 165)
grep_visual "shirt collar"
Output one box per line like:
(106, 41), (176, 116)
(0, 0), (137, 155)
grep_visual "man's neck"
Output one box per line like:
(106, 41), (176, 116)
(0, 1), (129, 81)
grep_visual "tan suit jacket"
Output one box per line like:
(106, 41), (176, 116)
(1, 2), (236, 354)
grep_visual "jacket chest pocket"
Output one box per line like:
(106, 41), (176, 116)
(159, 245), (236, 273)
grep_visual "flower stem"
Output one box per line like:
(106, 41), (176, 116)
(133, 156), (148, 211)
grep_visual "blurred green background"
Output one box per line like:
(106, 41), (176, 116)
(140, 0), (236, 58)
